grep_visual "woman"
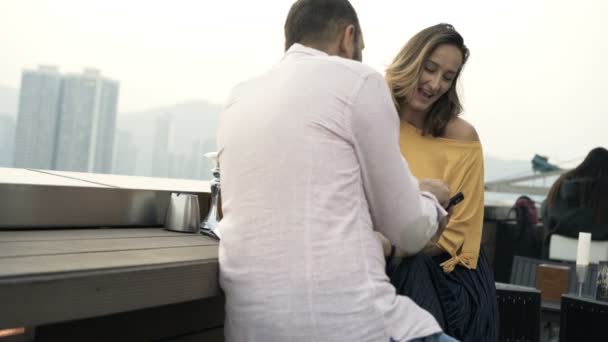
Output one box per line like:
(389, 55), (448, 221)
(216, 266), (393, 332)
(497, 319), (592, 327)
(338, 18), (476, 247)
(382, 23), (498, 341)
(542, 147), (608, 245)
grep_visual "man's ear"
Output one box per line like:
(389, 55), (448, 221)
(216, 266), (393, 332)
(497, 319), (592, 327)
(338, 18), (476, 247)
(337, 24), (356, 59)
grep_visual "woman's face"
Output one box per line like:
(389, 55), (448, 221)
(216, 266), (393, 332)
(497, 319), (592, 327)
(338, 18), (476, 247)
(407, 44), (463, 114)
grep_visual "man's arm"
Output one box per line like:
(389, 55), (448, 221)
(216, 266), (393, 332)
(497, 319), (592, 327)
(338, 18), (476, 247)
(377, 212), (449, 258)
(350, 72), (447, 254)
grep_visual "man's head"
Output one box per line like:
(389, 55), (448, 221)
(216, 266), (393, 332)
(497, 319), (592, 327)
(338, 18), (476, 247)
(284, 0), (364, 61)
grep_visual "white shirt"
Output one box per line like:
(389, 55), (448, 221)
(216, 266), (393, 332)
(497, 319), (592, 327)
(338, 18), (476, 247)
(217, 44), (446, 342)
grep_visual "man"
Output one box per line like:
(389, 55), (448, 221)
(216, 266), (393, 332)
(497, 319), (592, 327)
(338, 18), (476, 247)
(217, 0), (454, 341)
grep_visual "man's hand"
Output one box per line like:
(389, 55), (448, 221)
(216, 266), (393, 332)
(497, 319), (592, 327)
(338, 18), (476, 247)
(375, 190), (453, 259)
(419, 179), (450, 207)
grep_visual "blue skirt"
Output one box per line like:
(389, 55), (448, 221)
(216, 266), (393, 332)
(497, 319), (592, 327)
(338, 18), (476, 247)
(387, 248), (499, 342)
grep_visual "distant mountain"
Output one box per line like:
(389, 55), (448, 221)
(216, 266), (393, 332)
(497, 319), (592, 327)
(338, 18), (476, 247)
(116, 100), (221, 178)
(483, 155), (550, 204)
(484, 155), (532, 182)
(0, 85), (18, 117)
(117, 101), (536, 183)
(118, 99), (220, 139)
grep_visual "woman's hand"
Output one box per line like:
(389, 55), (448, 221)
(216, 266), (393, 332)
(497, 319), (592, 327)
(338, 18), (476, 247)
(419, 179), (451, 207)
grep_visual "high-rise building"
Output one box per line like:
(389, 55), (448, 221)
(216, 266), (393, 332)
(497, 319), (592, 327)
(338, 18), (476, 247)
(54, 69), (119, 173)
(13, 65), (62, 169)
(112, 130), (137, 176)
(0, 115), (15, 167)
(13, 66), (119, 173)
(200, 138), (217, 180)
(150, 114), (173, 178)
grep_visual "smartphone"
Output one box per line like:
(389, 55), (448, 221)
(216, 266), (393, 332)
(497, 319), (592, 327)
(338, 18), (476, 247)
(447, 192), (464, 210)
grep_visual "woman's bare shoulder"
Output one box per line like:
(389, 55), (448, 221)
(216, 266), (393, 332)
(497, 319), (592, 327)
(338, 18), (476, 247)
(443, 117), (479, 141)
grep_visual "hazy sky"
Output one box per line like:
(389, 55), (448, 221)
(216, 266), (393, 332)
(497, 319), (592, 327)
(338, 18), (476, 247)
(1, 0), (607, 162)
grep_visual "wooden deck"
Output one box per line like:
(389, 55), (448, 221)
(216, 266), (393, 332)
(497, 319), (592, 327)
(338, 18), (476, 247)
(0, 228), (220, 332)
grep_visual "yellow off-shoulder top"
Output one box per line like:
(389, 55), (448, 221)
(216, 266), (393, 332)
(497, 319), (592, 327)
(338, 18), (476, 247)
(399, 121), (484, 272)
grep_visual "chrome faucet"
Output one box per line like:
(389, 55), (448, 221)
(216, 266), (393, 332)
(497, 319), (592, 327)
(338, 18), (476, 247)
(200, 151), (221, 240)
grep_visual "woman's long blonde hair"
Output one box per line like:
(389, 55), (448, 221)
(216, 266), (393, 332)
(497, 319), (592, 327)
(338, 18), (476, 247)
(386, 23), (469, 137)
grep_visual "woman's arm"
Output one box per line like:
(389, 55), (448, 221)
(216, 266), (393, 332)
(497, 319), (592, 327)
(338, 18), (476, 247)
(380, 118), (479, 260)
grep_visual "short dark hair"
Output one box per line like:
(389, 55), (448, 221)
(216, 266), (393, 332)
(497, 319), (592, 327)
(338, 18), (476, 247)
(284, 0), (360, 51)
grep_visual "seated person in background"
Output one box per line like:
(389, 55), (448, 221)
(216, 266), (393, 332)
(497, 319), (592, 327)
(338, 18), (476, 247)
(378, 23), (499, 341)
(542, 147), (608, 244)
